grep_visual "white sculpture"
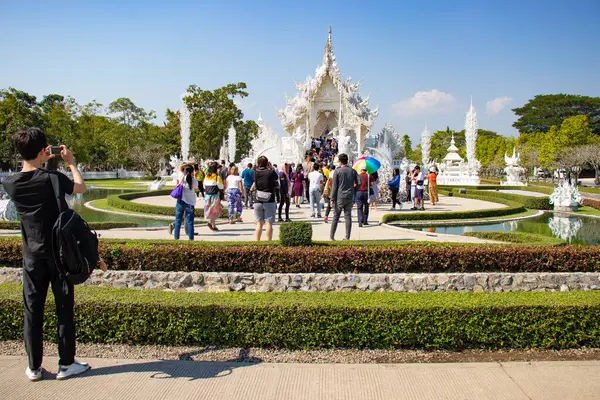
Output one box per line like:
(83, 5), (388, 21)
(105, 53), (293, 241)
(420, 125), (432, 168)
(549, 216), (582, 243)
(502, 148), (526, 186)
(549, 180), (583, 212)
(228, 123), (237, 163)
(179, 93), (191, 161)
(218, 137), (227, 163)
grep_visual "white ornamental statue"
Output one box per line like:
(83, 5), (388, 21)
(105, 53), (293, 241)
(549, 180), (583, 212)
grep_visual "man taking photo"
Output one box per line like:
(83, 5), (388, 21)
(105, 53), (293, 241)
(2, 127), (99, 381)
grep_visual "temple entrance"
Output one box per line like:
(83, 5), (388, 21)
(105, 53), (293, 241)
(314, 110), (338, 139)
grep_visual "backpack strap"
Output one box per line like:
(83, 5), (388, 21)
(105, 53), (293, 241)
(49, 173), (66, 214)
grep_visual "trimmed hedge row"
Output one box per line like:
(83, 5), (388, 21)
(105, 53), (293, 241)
(1, 284), (599, 350)
(106, 190), (227, 218)
(0, 221), (139, 230)
(462, 231), (564, 245)
(583, 198), (600, 211)
(0, 238), (598, 273)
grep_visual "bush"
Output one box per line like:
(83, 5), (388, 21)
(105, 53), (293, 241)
(0, 238), (597, 273)
(0, 221), (139, 230)
(106, 190), (227, 218)
(1, 284), (599, 350)
(462, 231), (564, 245)
(522, 197), (552, 210)
(583, 198), (600, 211)
(280, 222), (313, 246)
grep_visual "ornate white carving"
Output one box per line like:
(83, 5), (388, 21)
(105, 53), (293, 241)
(502, 148), (526, 186)
(228, 123), (237, 163)
(549, 180), (583, 211)
(421, 125), (432, 168)
(179, 93), (191, 161)
(549, 216), (583, 243)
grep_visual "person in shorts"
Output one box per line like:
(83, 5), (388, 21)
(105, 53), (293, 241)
(251, 156), (279, 241)
(412, 166), (425, 210)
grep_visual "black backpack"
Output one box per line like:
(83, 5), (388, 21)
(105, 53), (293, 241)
(49, 174), (99, 289)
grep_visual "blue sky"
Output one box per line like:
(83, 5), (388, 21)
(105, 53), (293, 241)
(1, 0), (599, 144)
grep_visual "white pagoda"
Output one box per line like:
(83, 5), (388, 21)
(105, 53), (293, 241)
(276, 26), (378, 161)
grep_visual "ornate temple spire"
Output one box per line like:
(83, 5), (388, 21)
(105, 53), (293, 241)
(323, 25), (334, 69)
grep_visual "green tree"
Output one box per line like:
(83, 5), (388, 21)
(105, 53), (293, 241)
(536, 115), (594, 168)
(512, 94), (600, 136)
(401, 134), (412, 160)
(184, 83), (258, 160)
(75, 101), (114, 167)
(0, 88), (42, 159)
(475, 130), (515, 168)
(428, 127), (465, 162)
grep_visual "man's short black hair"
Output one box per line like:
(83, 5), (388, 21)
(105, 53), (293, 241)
(338, 153), (348, 165)
(247, 163), (253, 168)
(13, 127), (48, 161)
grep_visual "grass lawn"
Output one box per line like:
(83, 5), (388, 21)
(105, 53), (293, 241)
(86, 179), (156, 189)
(387, 209), (539, 225)
(577, 206), (600, 217)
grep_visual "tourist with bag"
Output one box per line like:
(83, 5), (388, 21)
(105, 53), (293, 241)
(251, 156), (279, 241)
(322, 165), (336, 223)
(278, 163), (292, 222)
(428, 168), (439, 205)
(172, 165), (198, 240)
(2, 128), (106, 381)
(387, 168), (402, 211)
(329, 153), (360, 240)
(203, 164), (224, 231)
(308, 162), (324, 218)
(225, 165), (244, 224)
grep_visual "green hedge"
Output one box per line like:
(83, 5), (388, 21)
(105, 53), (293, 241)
(106, 190), (227, 218)
(0, 221), (139, 230)
(280, 222), (313, 246)
(1, 238), (597, 273)
(1, 284), (599, 350)
(462, 232), (564, 245)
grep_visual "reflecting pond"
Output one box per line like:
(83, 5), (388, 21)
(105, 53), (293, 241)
(410, 213), (600, 245)
(68, 189), (168, 228)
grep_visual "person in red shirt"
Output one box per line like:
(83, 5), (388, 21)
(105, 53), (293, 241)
(356, 167), (372, 227)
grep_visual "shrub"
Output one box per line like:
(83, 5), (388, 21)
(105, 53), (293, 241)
(0, 238), (598, 273)
(0, 221), (139, 230)
(106, 190), (227, 218)
(462, 231), (564, 245)
(583, 198), (600, 211)
(1, 284), (599, 350)
(522, 197), (552, 210)
(280, 222), (313, 246)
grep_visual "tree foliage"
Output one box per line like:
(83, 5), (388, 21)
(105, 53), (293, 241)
(513, 94), (600, 136)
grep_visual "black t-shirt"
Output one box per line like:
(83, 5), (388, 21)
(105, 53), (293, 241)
(3, 169), (74, 258)
(254, 168), (278, 203)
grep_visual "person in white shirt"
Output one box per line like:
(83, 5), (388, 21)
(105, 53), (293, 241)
(174, 165), (199, 240)
(411, 165), (425, 211)
(308, 163), (324, 218)
(225, 166), (245, 223)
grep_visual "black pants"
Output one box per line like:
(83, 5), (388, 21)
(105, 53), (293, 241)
(304, 178), (310, 201)
(198, 183), (204, 197)
(278, 193), (290, 219)
(23, 256), (75, 370)
(391, 187), (400, 208)
(356, 190), (369, 224)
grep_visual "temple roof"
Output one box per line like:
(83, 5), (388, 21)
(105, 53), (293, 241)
(443, 134), (463, 162)
(276, 26), (378, 131)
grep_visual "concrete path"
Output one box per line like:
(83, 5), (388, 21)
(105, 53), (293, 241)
(1, 356), (599, 399)
(84, 196), (502, 243)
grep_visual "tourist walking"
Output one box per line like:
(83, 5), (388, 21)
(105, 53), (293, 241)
(195, 164), (205, 198)
(388, 168), (402, 210)
(302, 156), (313, 203)
(173, 165), (198, 240)
(308, 163), (324, 218)
(330, 153), (360, 241)
(405, 170), (412, 202)
(369, 171), (379, 212)
(2, 128), (100, 381)
(252, 156), (279, 241)
(241, 163), (255, 209)
(292, 166), (304, 208)
(428, 168), (439, 205)
(411, 166), (425, 211)
(278, 163), (292, 222)
(356, 167), (371, 227)
(322, 165), (336, 223)
(225, 165), (244, 224)
(204, 164), (224, 231)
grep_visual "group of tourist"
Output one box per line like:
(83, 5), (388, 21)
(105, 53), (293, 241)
(391, 166), (439, 211)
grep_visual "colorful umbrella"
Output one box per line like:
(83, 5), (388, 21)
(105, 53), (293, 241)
(353, 156), (381, 174)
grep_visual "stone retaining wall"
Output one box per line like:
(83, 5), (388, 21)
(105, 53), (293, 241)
(1, 268), (599, 293)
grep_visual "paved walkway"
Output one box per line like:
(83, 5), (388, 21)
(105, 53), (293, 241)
(90, 196), (504, 243)
(1, 356), (598, 399)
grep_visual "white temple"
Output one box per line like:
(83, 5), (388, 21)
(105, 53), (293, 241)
(436, 102), (481, 186)
(271, 26), (378, 163)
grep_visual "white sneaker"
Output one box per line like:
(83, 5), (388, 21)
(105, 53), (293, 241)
(26, 367), (43, 382)
(56, 361), (90, 380)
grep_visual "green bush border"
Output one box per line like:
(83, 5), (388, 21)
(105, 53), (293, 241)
(1, 237), (597, 273)
(280, 222), (313, 246)
(1, 284), (599, 350)
(0, 221), (139, 231)
(461, 231), (564, 245)
(106, 190), (227, 218)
